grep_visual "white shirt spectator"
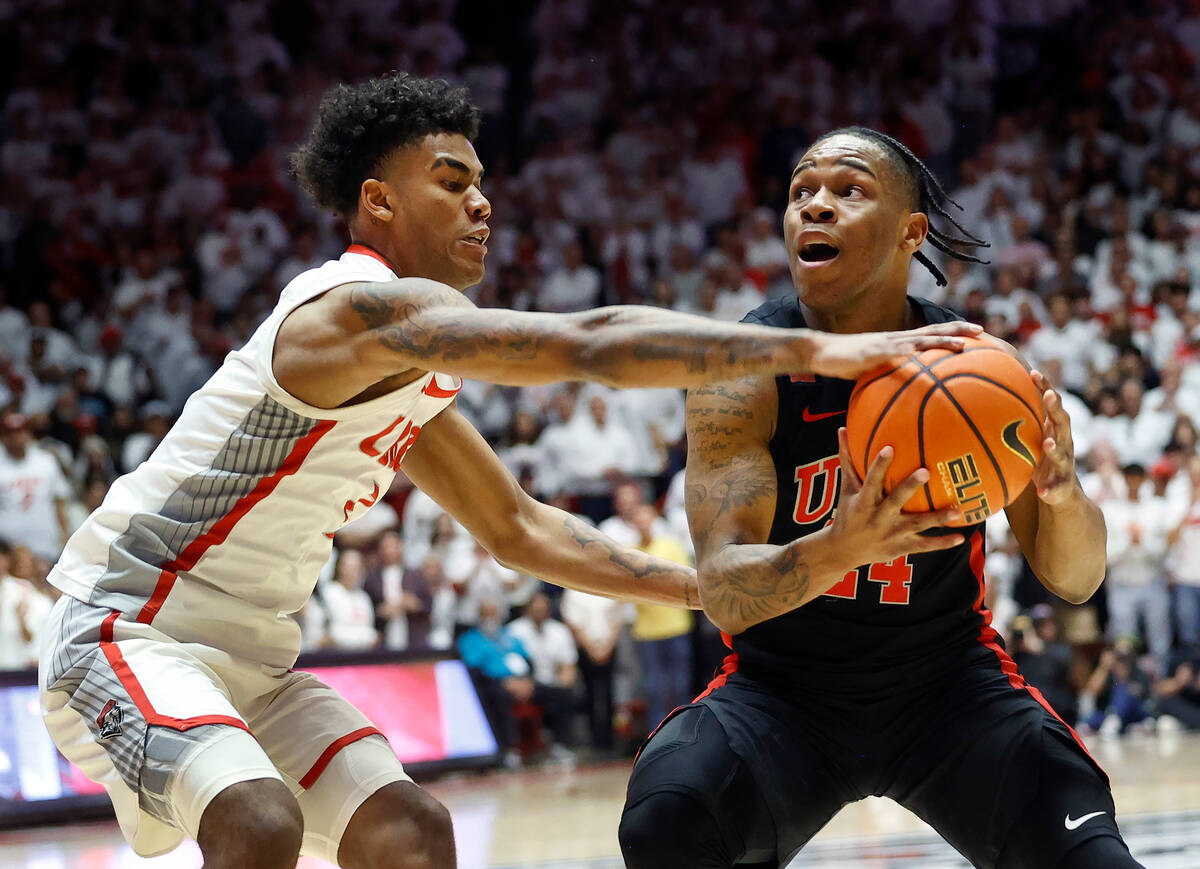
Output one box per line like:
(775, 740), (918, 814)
(1102, 490), (1171, 588)
(538, 261), (601, 313)
(607, 387), (685, 478)
(0, 440), (70, 561)
(0, 573), (53, 669)
(1025, 320), (1110, 394)
(561, 589), (632, 651)
(446, 545), (520, 626)
(1167, 499), (1200, 587)
(682, 149), (748, 227)
(322, 580), (378, 650)
(506, 614), (578, 686)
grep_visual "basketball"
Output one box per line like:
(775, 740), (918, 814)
(845, 335), (1045, 527)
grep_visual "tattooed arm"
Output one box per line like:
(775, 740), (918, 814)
(401, 406), (698, 608)
(688, 377), (969, 634)
(686, 375), (849, 634)
(273, 277), (980, 408)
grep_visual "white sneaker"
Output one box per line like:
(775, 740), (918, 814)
(1156, 714), (1183, 734)
(1099, 714), (1122, 739)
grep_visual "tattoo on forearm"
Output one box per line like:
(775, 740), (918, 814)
(560, 514), (696, 605)
(350, 282), (545, 363)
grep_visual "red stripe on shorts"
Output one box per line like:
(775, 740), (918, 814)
(135, 419), (336, 624)
(299, 726), (385, 789)
(967, 529), (1102, 768)
(99, 612), (250, 732)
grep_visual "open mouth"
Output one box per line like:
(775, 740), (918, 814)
(799, 242), (839, 263)
(462, 233), (488, 246)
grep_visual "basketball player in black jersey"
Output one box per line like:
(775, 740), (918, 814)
(618, 128), (1142, 869)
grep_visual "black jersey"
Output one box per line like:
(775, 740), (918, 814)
(734, 294), (1002, 696)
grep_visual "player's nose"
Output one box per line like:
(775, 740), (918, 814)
(801, 191), (836, 224)
(467, 188), (491, 221)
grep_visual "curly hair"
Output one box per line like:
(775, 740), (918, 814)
(290, 71), (481, 219)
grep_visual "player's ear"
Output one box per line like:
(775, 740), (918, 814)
(901, 211), (928, 254)
(360, 179), (395, 224)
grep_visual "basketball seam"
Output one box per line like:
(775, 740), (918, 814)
(911, 357), (1011, 508)
(858, 362), (928, 474)
(916, 385), (937, 512)
(935, 371), (1042, 422)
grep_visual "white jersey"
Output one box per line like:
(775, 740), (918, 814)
(49, 247), (462, 667)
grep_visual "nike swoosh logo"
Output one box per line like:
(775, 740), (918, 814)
(1064, 811), (1106, 830)
(1001, 419), (1037, 467)
(802, 407), (846, 423)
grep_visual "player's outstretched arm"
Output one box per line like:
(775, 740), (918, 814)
(687, 377), (965, 635)
(401, 406), (699, 608)
(274, 278), (981, 408)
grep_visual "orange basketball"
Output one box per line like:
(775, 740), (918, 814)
(845, 335), (1045, 527)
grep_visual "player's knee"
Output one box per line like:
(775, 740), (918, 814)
(619, 791), (715, 869)
(340, 782), (455, 869)
(1057, 834), (1143, 869)
(198, 779), (302, 868)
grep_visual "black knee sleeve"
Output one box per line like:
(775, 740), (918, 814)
(619, 789), (728, 869)
(1058, 834), (1144, 869)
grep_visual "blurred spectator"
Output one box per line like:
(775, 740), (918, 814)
(0, 413), (71, 561)
(363, 531), (433, 652)
(598, 479), (672, 547)
(0, 541), (54, 669)
(458, 597), (572, 766)
(506, 591), (578, 690)
(561, 588), (629, 752)
(447, 539), (533, 629)
(1154, 653), (1200, 731)
(1010, 605), (1078, 726)
(537, 240), (599, 313)
(629, 504), (693, 733)
(1079, 639), (1155, 737)
(1102, 463), (1172, 672)
(120, 402), (172, 472)
(1166, 456), (1200, 653)
(322, 549), (378, 651)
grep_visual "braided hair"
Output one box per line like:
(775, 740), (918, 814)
(810, 127), (990, 286)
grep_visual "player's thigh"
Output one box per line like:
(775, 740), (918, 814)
(246, 670), (413, 864)
(40, 599), (282, 856)
(892, 688), (1116, 869)
(993, 723), (1128, 869)
(620, 703), (778, 867)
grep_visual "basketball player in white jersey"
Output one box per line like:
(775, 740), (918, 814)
(40, 72), (978, 869)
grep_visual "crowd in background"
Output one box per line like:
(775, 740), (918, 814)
(2, 0), (1200, 761)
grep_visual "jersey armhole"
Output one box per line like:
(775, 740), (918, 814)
(251, 273), (392, 421)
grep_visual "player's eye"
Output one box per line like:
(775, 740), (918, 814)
(791, 186), (812, 201)
(443, 180), (464, 192)
(843, 185), (865, 198)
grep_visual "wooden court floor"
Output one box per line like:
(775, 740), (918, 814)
(3, 731), (1199, 868)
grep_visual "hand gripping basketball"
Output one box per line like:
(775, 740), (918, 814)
(806, 321), (983, 380)
(827, 427), (966, 571)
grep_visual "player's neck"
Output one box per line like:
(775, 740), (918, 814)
(799, 288), (915, 334)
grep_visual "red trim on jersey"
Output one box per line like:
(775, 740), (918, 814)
(967, 530), (1101, 767)
(633, 652), (740, 763)
(135, 419), (338, 624)
(695, 652), (739, 702)
(421, 375), (463, 399)
(98, 612), (250, 733)
(346, 243), (391, 269)
(299, 726), (384, 789)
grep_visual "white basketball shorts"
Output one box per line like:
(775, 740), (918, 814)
(39, 595), (412, 862)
